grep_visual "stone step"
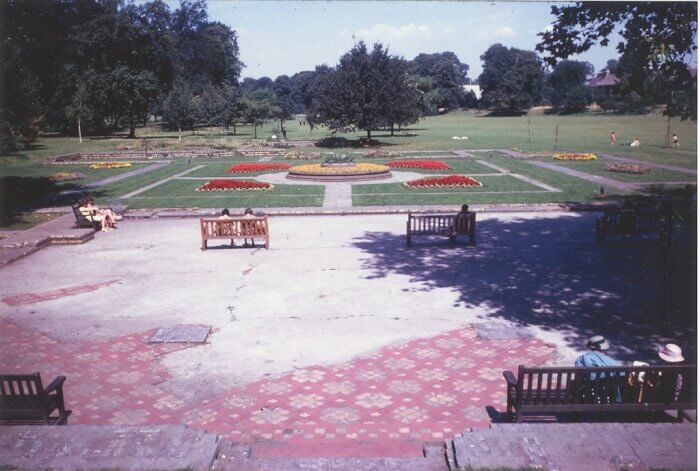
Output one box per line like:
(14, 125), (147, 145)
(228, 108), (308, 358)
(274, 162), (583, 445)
(215, 440), (448, 471)
(448, 423), (697, 471)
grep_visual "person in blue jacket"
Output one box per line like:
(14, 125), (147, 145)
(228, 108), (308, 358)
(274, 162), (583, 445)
(575, 335), (621, 404)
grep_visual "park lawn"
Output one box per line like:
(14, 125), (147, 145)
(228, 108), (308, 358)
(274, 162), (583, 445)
(0, 211), (65, 230)
(540, 160), (697, 183)
(123, 178), (324, 208)
(92, 163), (193, 203)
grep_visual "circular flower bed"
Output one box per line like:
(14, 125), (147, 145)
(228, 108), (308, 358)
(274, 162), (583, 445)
(49, 172), (86, 182)
(404, 175), (483, 188)
(553, 153), (597, 161)
(196, 179), (273, 192)
(89, 162), (132, 169)
(289, 163), (389, 175)
(226, 163), (291, 173)
(605, 163), (651, 174)
(387, 159), (451, 170)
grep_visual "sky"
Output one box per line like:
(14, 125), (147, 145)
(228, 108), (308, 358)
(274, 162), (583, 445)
(196, 1), (627, 80)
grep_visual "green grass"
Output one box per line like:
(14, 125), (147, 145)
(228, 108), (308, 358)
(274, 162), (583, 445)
(533, 159), (696, 183)
(124, 178), (324, 208)
(0, 111), (695, 212)
(0, 211), (64, 230)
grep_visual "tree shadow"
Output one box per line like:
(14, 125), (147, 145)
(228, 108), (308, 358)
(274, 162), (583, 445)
(0, 176), (106, 226)
(351, 213), (696, 364)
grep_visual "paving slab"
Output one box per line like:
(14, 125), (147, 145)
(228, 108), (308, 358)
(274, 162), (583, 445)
(149, 324), (212, 343)
(472, 321), (533, 340)
(0, 425), (220, 470)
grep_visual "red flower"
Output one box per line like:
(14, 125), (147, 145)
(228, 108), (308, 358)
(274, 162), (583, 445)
(387, 160), (451, 170)
(404, 175), (483, 188)
(196, 179), (273, 191)
(226, 163), (291, 173)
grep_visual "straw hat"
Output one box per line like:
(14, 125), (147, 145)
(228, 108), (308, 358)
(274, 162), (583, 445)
(658, 343), (684, 363)
(587, 335), (610, 351)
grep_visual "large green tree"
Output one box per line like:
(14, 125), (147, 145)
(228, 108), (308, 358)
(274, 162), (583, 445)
(478, 44), (545, 114)
(408, 52), (470, 113)
(537, 2), (697, 124)
(548, 60), (593, 113)
(309, 42), (421, 140)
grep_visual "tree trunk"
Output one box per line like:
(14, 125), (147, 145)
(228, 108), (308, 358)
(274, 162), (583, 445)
(178, 126), (182, 142)
(233, 122), (237, 135)
(129, 123), (136, 138)
(666, 113), (671, 148)
(254, 124), (257, 139)
(78, 117), (82, 144)
(366, 129), (371, 140)
(280, 118), (284, 132)
(390, 123), (395, 136)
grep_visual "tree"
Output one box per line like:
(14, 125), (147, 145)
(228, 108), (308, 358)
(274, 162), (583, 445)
(548, 60), (593, 113)
(0, 63), (42, 152)
(537, 2), (697, 121)
(478, 44), (545, 114)
(309, 42), (421, 140)
(408, 52), (470, 114)
(384, 59), (423, 134)
(162, 81), (194, 139)
(240, 92), (278, 138)
(273, 75), (296, 132)
(194, 84), (226, 136)
(65, 82), (94, 143)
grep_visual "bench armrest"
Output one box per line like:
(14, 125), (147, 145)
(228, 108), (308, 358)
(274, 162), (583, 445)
(44, 376), (67, 394)
(503, 371), (517, 387)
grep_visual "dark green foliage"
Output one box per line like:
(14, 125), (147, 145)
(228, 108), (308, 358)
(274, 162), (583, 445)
(162, 81), (195, 132)
(538, 2), (697, 120)
(548, 60), (593, 113)
(308, 42), (422, 139)
(408, 52), (470, 114)
(479, 44), (545, 114)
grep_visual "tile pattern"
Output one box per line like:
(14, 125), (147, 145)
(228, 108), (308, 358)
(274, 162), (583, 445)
(0, 318), (555, 456)
(2, 280), (119, 306)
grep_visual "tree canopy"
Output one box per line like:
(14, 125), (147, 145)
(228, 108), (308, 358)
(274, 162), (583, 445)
(548, 60), (593, 113)
(478, 44), (545, 114)
(538, 2), (697, 120)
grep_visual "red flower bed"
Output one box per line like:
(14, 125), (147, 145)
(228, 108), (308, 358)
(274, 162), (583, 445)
(196, 179), (273, 192)
(387, 159), (451, 170)
(226, 162), (292, 173)
(404, 175), (483, 188)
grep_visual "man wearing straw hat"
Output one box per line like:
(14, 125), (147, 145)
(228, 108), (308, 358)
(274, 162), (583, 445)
(657, 343), (685, 402)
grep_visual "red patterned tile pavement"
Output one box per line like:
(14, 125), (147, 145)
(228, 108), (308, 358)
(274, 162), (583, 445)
(0, 318), (555, 457)
(2, 280), (119, 306)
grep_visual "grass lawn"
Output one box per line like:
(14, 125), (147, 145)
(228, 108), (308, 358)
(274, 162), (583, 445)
(0, 111), (695, 212)
(531, 159), (696, 183)
(0, 211), (65, 230)
(124, 178), (324, 208)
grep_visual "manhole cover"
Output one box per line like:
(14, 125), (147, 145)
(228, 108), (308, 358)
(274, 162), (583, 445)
(472, 322), (533, 340)
(149, 325), (211, 343)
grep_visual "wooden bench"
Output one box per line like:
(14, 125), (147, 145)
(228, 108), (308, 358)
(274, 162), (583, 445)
(406, 212), (476, 246)
(0, 372), (71, 425)
(595, 208), (662, 242)
(200, 216), (269, 250)
(503, 364), (696, 422)
(71, 204), (100, 230)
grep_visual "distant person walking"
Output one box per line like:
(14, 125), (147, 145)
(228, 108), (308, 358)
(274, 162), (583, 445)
(672, 133), (680, 149)
(610, 131), (617, 145)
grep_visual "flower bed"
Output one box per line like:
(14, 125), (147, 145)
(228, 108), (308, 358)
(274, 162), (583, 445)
(89, 162), (132, 169)
(226, 163), (291, 173)
(289, 163), (389, 175)
(195, 179), (273, 192)
(387, 159), (451, 170)
(404, 175), (483, 188)
(48, 172), (86, 182)
(605, 163), (651, 174)
(553, 153), (597, 161)
(286, 150), (319, 160)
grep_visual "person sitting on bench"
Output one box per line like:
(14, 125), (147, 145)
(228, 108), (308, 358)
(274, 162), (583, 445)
(78, 196), (120, 232)
(242, 207), (257, 247)
(575, 335), (621, 403)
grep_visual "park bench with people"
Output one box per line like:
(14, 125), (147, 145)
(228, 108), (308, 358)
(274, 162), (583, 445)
(71, 204), (100, 230)
(502, 364), (696, 423)
(406, 211), (476, 246)
(595, 208), (662, 242)
(200, 216), (269, 250)
(0, 372), (71, 425)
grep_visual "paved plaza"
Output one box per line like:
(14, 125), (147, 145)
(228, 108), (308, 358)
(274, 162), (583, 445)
(0, 212), (695, 459)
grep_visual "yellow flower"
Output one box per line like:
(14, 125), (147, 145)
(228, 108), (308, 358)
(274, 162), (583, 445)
(90, 162), (133, 169)
(553, 153), (597, 161)
(289, 163), (389, 174)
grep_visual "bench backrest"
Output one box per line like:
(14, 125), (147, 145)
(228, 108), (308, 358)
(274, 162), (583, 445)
(407, 213), (475, 235)
(200, 217), (268, 238)
(602, 209), (660, 233)
(0, 373), (46, 416)
(515, 365), (695, 406)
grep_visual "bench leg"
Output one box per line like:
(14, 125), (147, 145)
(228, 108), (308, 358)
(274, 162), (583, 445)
(201, 240), (207, 251)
